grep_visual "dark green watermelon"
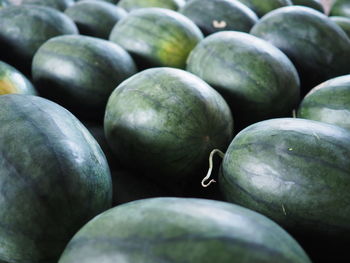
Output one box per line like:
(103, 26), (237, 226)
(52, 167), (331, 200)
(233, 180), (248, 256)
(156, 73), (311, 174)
(109, 8), (203, 69)
(220, 118), (350, 241)
(179, 0), (258, 36)
(118, 0), (185, 11)
(0, 5), (78, 76)
(186, 31), (300, 131)
(20, 0), (74, 11)
(64, 0), (127, 39)
(0, 61), (37, 95)
(32, 34), (137, 122)
(0, 94), (112, 263)
(58, 198), (311, 263)
(291, 0), (324, 12)
(250, 6), (350, 93)
(297, 74), (350, 131)
(330, 16), (350, 37)
(104, 67), (233, 190)
(330, 0), (350, 18)
(236, 0), (292, 17)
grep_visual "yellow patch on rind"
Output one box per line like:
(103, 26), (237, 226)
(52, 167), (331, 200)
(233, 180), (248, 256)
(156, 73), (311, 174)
(0, 78), (18, 95)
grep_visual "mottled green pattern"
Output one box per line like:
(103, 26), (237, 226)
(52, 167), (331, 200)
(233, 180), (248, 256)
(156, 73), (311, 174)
(118, 0), (185, 11)
(0, 95), (112, 263)
(237, 0), (292, 17)
(104, 68), (233, 187)
(0, 61), (36, 95)
(21, 0), (74, 11)
(179, 0), (258, 35)
(220, 118), (350, 240)
(0, 0), (9, 8)
(330, 16), (350, 37)
(291, 0), (324, 13)
(109, 8), (203, 69)
(250, 6), (350, 92)
(0, 5), (78, 75)
(65, 0), (127, 39)
(330, 0), (350, 18)
(59, 198), (311, 263)
(298, 75), (350, 131)
(187, 31), (300, 130)
(32, 35), (137, 121)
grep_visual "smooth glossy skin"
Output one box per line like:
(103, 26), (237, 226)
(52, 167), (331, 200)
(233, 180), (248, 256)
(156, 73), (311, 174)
(109, 8), (203, 69)
(59, 198), (311, 263)
(298, 75), (350, 131)
(0, 61), (36, 95)
(32, 35), (137, 122)
(330, 16), (350, 37)
(0, 5), (78, 75)
(118, 0), (185, 11)
(250, 6), (350, 93)
(237, 0), (292, 17)
(65, 0), (127, 39)
(220, 118), (350, 240)
(330, 0), (350, 18)
(291, 0), (324, 13)
(20, 0), (75, 11)
(104, 67), (233, 188)
(187, 31), (300, 131)
(179, 0), (258, 36)
(0, 95), (112, 263)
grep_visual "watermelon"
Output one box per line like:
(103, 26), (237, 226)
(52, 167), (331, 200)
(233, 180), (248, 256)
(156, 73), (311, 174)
(220, 118), (350, 241)
(20, 0), (75, 11)
(186, 31), (300, 131)
(0, 61), (37, 95)
(179, 0), (258, 36)
(297, 74), (350, 131)
(109, 8), (203, 69)
(32, 34), (137, 122)
(250, 6), (350, 93)
(59, 198), (311, 263)
(118, 0), (185, 12)
(0, 5), (78, 76)
(64, 0), (127, 39)
(291, 0), (324, 12)
(330, 0), (350, 18)
(330, 16), (350, 37)
(0, 94), (112, 263)
(104, 67), (233, 190)
(0, 0), (9, 8)
(236, 0), (292, 17)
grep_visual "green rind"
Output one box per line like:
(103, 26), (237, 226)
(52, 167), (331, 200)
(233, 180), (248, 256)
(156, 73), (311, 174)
(179, 0), (258, 36)
(250, 6), (350, 93)
(65, 0), (127, 39)
(0, 5), (78, 75)
(109, 8), (203, 69)
(59, 198), (311, 263)
(0, 0), (9, 8)
(220, 118), (350, 240)
(186, 31), (300, 130)
(237, 0), (292, 17)
(118, 0), (185, 11)
(330, 0), (350, 18)
(330, 16), (350, 37)
(0, 61), (37, 95)
(0, 94), (112, 263)
(104, 67), (233, 188)
(291, 0), (324, 13)
(297, 74), (350, 131)
(32, 35), (137, 122)
(20, 0), (75, 11)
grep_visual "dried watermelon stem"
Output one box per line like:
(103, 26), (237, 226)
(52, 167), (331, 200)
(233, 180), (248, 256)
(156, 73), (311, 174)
(201, 149), (225, 187)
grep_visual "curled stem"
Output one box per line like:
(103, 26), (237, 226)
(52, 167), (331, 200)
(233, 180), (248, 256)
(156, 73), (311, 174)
(201, 149), (225, 187)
